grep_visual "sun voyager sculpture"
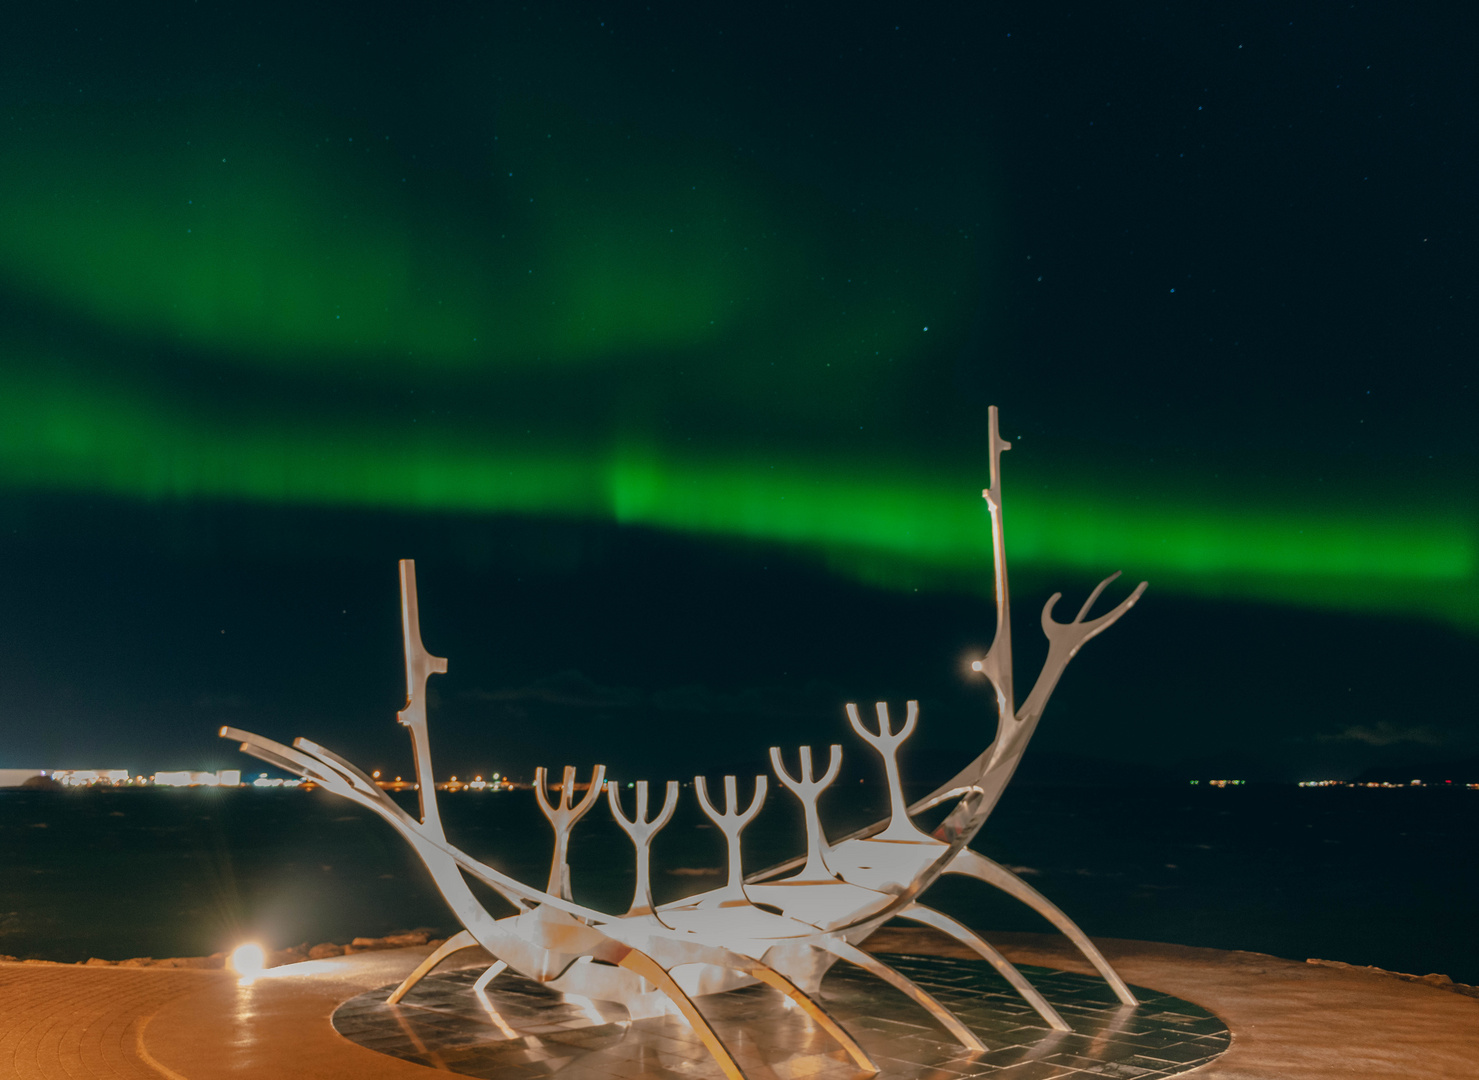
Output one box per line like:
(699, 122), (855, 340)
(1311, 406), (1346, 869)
(224, 407), (1147, 1080)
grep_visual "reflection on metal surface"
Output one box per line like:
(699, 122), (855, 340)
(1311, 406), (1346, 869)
(334, 954), (1230, 1079)
(227, 407), (1150, 1078)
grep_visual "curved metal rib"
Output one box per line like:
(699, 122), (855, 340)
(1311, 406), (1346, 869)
(387, 930), (481, 1004)
(818, 936), (986, 1052)
(899, 903), (1070, 1030)
(228, 727), (618, 924)
(608, 945), (747, 1080)
(472, 960), (507, 994)
(743, 958), (877, 1074)
(949, 848), (1137, 1006)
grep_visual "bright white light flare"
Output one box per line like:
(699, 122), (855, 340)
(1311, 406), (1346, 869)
(230, 942), (266, 981)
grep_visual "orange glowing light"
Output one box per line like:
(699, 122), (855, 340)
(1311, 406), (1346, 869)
(230, 942), (266, 982)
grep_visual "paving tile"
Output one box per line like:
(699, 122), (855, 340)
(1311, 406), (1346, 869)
(330, 953), (1229, 1079)
(986, 1061), (1086, 1079)
(1074, 1063), (1168, 1079)
(1123, 1042), (1222, 1065)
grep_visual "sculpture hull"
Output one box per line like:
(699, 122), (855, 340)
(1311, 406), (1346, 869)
(224, 406), (1149, 1078)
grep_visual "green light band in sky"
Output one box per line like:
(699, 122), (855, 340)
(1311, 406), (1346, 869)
(1, 367), (1472, 629)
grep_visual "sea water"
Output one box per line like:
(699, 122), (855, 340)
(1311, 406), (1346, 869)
(1, 784), (1474, 984)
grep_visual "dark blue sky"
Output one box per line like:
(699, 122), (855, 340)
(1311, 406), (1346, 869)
(0, 1), (1473, 783)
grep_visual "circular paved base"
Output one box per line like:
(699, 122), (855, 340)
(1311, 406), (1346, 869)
(333, 952), (1230, 1079)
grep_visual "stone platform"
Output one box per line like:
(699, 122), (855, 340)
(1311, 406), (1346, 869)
(1, 929), (1475, 1079)
(332, 952), (1229, 1078)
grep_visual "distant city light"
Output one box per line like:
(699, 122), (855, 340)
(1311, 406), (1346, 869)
(250, 775), (302, 788)
(154, 769), (241, 787)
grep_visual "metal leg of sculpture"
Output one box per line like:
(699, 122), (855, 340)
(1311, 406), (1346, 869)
(386, 930), (482, 1004)
(610, 946), (749, 1080)
(949, 848), (1138, 1006)
(618, 931), (880, 1073)
(818, 937), (986, 1053)
(472, 960), (507, 994)
(471, 970), (520, 1041)
(744, 959), (878, 1074)
(899, 903), (1070, 1030)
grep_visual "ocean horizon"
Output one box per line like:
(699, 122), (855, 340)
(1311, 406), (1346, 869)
(2, 784), (1474, 985)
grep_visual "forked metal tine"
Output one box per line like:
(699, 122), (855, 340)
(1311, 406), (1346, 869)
(608, 780), (680, 918)
(532, 766), (556, 817)
(769, 746), (843, 881)
(535, 765), (607, 823)
(844, 705), (927, 842)
(1042, 577), (1148, 647)
(694, 774), (767, 826)
(1073, 570), (1122, 623)
(694, 775), (767, 903)
(535, 764), (608, 899)
(770, 744), (842, 794)
(569, 766), (608, 819)
(608, 779), (638, 829)
(608, 779), (680, 840)
(559, 765), (576, 812)
(846, 701), (918, 749)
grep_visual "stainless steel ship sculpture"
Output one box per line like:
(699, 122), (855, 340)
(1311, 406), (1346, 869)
(223, 407), (1147, 1079)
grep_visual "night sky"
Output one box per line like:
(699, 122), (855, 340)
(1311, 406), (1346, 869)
(0, 2), (1473, 785)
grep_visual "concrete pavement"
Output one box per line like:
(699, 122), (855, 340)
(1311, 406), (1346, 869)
(2, 931), (1475, 1078)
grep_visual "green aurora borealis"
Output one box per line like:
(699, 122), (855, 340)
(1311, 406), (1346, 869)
(0, 361), (1473, 628)
(0, 86), (1474, 629)
(5, 5), (1479, 988)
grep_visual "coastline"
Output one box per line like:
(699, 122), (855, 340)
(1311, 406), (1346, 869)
(0, 929), (448, 971)
(7, 924), (1476, 1003)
